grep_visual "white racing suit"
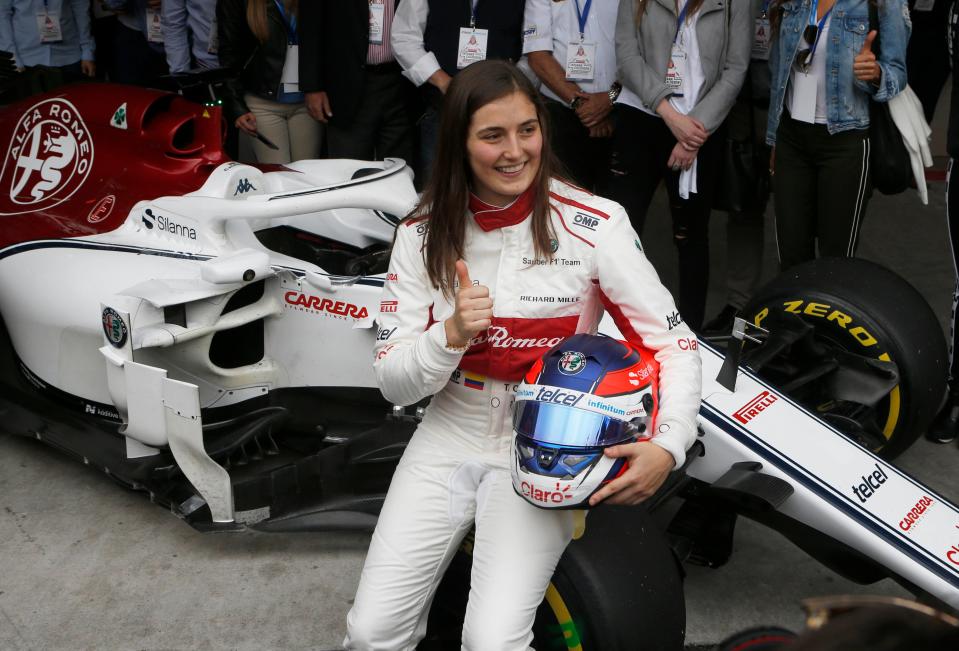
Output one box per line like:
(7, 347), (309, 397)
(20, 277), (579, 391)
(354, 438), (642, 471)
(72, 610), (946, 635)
(344, 180), (702, 650)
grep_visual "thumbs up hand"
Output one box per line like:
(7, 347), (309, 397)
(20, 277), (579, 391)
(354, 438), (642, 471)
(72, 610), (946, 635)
(445, 260), (493, 348)
(853, 30), (881, 83)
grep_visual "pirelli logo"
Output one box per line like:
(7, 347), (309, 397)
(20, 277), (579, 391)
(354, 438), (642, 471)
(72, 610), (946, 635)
(733, 391), (778, 424)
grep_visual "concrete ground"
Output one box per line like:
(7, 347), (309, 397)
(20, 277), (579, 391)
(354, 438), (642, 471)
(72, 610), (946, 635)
(1, 100), (957, 650)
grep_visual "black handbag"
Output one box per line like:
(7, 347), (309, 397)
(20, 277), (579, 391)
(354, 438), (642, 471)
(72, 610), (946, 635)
(867, 5), (912, 195)
(712, 75), (770, 214)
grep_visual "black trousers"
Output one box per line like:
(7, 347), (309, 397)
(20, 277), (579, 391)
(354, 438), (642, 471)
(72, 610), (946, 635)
(605, 105), (721, 330)
(327, 69), (415, 164)
(544, 98), (611, 192)
(947, 160), (959, 384)
(773, 113), (871, 271)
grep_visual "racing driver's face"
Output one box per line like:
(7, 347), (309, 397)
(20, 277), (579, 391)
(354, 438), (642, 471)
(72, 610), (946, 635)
(466, 91), (543, 207)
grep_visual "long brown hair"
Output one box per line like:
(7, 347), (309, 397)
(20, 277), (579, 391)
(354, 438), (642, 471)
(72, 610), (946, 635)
(246, 0), (298, 44)
(411, 60), (560, 298)
(635, 0), (706, 27)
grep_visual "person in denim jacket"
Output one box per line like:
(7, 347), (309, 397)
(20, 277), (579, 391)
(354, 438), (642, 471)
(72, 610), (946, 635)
(766, 0), (910, 270)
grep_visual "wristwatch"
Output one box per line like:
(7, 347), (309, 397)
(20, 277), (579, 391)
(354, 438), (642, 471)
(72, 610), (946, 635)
(608, 82), (622, 106)
(569, 95), (585, 111)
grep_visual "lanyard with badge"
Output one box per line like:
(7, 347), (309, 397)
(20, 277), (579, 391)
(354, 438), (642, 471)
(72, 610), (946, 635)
(146, 3), (164, 43)
(275, 0), (300, 92)
(752, 0), (771, 60)
(37, 0), (63, 43)
(795, 0), (832, 73)
(665, 0), (691, 96)
(565, 0), (596, 81)
(457, 0), (489, 68)
(369, 0), (385, 45)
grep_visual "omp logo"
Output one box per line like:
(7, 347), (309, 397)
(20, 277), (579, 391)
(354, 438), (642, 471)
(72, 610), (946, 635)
(1, 98), (93, 215)
(899, 495), (934, 532)
(572, 212), (599, 230)
(284, 291), (369, 320)
(141, 208), (197, 240)
(234, 178), (256, 195)
(733, 391), (778, 424)
(521, 481), (573, 504)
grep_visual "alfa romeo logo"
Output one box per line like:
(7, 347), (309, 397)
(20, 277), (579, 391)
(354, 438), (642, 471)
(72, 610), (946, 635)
(1, 98), (94, 216)
(102, 307), (128, 348)
(558, 351), (586, 375)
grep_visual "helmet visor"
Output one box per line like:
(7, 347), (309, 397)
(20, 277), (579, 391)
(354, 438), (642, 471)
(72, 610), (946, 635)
(513, 400), (635, 447)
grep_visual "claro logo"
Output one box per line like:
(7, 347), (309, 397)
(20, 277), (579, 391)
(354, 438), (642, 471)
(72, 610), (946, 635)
(899, 495), (934, 532)
(284, 291), (369, 320)
(521, 481), (573, 504)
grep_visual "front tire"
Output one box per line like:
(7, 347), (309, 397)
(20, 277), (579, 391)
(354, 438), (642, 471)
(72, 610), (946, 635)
(739, 258), (948, 458)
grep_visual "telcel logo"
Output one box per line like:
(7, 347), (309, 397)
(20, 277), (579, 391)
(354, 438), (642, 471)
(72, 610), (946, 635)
(521, 481), (573, 504)
(851, 462), (888, 503)
(535, 386), (582, 407)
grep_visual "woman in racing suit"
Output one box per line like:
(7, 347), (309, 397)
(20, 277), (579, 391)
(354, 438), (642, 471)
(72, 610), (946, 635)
(344, 59), (702, 650)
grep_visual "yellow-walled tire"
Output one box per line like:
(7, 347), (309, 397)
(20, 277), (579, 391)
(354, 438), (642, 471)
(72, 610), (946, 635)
(739, 258), (948, 459)
(421, 505), (685, 650)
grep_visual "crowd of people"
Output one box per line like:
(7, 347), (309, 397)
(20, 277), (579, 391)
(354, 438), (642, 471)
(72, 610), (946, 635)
(0, 3), (954, 405)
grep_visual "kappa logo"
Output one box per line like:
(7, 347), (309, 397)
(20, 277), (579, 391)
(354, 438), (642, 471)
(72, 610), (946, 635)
(572, 212), (599, 231)
(1, 98), (93, 215)
(234, 178), (256, 195)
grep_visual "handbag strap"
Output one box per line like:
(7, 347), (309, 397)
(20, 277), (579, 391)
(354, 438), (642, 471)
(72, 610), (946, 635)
(868, 3), (882, 58)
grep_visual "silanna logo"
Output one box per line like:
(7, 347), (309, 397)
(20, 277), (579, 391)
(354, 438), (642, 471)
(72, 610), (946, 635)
(1, 98), (93, 216)
(733, 391), (778, 424)
(141, 208), (197, 240)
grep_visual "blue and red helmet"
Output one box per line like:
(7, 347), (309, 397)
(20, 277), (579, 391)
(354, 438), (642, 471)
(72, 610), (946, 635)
(511, 334), (659, 509)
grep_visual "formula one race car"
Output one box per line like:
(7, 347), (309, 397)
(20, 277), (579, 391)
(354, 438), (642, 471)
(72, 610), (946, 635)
(1, 85), (957, 650)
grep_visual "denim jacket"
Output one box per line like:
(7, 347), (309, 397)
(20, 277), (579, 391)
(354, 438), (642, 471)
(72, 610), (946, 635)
(765, 0), (910, 144)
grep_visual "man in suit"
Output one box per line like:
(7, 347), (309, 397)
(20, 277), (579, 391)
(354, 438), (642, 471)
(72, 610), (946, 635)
(298, 0), (415, 163)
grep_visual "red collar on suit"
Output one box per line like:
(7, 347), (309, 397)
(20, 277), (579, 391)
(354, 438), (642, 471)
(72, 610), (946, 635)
(469, 186), (535, 232)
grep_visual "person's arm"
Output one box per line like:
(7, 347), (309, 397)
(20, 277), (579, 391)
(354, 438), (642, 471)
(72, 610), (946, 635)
(161, 0), (191, 73)
(857, 0), (910, 101)
(616, 0), (672, 117)
(594, 206), (702, 470)
(216, 0), (252, 123)
(298, 0), (332, 121)
(527, 52), (585, 106)
(687, 0), (752, 133)
(373, 222), (469, 406)
(391, 0), (448, 90)
(0, 0), (20, 68)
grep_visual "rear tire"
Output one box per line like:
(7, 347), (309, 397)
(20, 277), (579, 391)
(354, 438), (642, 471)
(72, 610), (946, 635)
(420, 505), (685, 650)
(739, 258), (948, 458)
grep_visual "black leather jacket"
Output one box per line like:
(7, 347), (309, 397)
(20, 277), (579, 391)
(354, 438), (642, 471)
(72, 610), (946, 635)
(217, 0), (294, 121)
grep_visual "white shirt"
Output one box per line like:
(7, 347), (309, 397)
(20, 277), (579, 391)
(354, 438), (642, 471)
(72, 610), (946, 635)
(390, 0), (441, 87)
(521, 0), (620, 99)
(786, 15), (831, 125)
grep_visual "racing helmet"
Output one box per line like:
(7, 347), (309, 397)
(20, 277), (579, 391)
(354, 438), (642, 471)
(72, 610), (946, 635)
(511, 334), (659, 509)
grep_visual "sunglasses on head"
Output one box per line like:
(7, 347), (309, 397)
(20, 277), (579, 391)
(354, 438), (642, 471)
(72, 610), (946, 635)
(793, 24), (820, 72)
